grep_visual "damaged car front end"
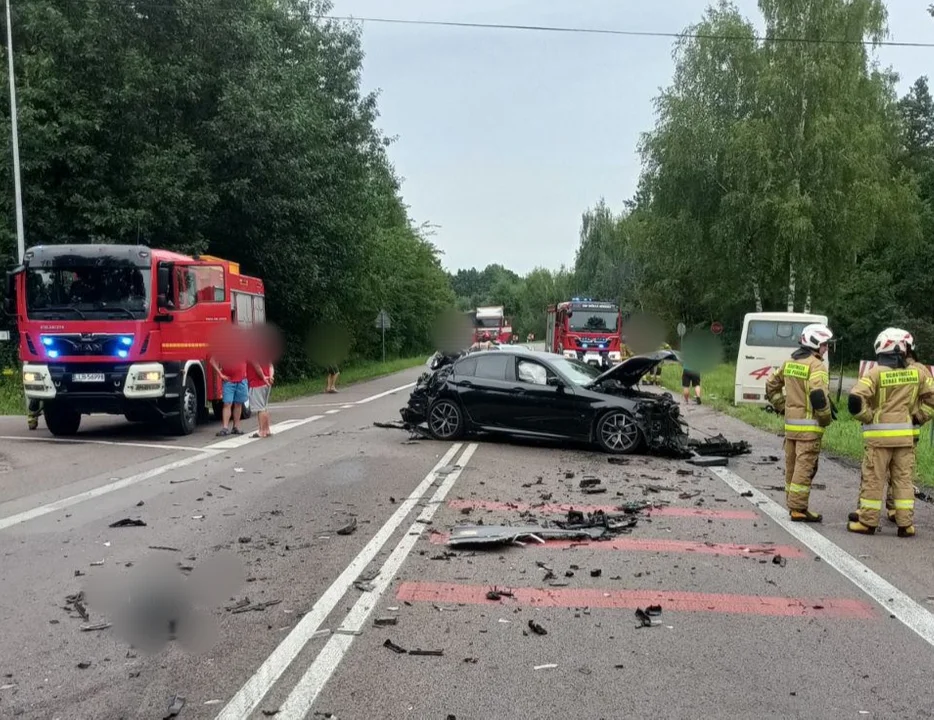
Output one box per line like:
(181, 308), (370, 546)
(400, 347), (691, 457)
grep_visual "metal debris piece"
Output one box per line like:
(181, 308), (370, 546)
(261, 711), (280, 717)
(219, 484), (233, 491)
(336, 518), (357, 536)
(383, 639), (407, 654)
(591, 569), (602, 577)
(687, 456), (728, 467)
(679, 491), (701, 500)
(528, 620), (547, 635)
(608, 457), (629, 465)
(579, 477), (601, 488)
(334, 629), (362, 636)
(772, 555), (787, 568)
(164, 694), (186, 719)
(80, 622), (112, 632)
(149, 545), (180, 552)
(231, 599), (282, 614)
(447, 524), (606, 547)
(486, 587), (514, 601)
(374, 617), (398, 626)
(109, 518), (147, 528)
(169, 477), (197, 484)
(409, 649), (443, 656)
(90, 560), (105, 567)
(565, 471), (576, 479)
(689, 435), (751, 457)
(582, 485), (608, 495)
(740, 490), (754, 497)
(354, 582), (375, 593)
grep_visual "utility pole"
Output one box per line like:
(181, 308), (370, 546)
(5, 0), (25, 263)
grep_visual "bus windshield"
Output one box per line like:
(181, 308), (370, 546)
(745, 320), (813, 348)
(26, 264), (151, 320)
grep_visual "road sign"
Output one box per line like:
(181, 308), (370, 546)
(711, 322), (723, 335)
(676, 323), (686, 338)
(374, 310), (391, 330)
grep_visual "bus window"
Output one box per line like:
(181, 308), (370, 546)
(746, 320), (811, 348)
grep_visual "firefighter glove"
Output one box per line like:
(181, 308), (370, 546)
(847, 393), (863, 417)
(809, 389), (828, 412)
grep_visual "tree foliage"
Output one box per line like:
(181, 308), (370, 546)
(572, 0), (934, 364)
(0, 0), (454, 377)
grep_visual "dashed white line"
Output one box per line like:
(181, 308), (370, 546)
(325, 409), (341, 415)
(712, 467), (934, 648)
(213, 442), (469, 720)
(353, 382), (416, 405)
(274, 443), (478, 719)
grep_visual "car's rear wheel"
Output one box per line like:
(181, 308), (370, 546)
(427, 398), (464, 440)
(595, 410), (642, 454)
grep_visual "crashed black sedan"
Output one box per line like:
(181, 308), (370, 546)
(400, 348), (690, 456)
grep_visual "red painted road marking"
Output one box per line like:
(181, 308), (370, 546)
(397, 582), (876, 619)
(429, 532), (804, 557)
(447, 498), (758, 520)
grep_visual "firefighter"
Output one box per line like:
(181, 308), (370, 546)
(27, 399), (42, 431)
(765, 323), (835, 522)
(881, 329), (932, 522)
(848, 329), (934, 536)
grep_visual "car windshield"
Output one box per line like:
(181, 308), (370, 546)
(549, 357), (603, 385)
(26, 264), (151, 319)
(569, 310), (618, 332)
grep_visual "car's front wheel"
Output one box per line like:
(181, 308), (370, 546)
(427, 398), (465, 440)
(595, 410), (642, 454)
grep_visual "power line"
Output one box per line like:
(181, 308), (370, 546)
(325, 15), (934, 49)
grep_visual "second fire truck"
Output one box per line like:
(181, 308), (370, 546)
(545, 298), (624, 368)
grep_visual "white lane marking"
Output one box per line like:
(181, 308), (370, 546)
(270, 402), (346, 409)
(353, 382), (416, 405)
(325, 410), (341, 415)
(214, 442), (466, 720)
(713, 467), (934, 648)
(340, 405), (355, 409)
(275, 443), (478, 719)
(0, 436), (206, 453)
(0, 415), (323, 531)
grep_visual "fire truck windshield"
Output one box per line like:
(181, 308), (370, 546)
(569, 310), (618, 332)
(26, 265), (151, 320)
(476, 318), (502, 329)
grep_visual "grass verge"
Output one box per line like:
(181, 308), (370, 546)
(660, 362), (934, 487)
(0, 355), (428, 416)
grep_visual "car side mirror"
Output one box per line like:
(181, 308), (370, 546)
(157, 264), (171, 309)
(547, 376), (565, 389)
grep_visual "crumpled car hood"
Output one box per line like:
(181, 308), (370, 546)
(585, 349), (680, 388)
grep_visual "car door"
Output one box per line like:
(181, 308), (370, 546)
(450, 353), (511, 426)
(505, 357), (591, 439)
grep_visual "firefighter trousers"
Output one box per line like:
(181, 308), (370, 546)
(783, 438), (821, 512)
(886, 439), (919, 513)
(859, 445), (915, 528)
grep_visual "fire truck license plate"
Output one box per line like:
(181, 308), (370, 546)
(73, 373), (105, 383)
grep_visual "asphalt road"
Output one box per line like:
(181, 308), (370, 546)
(2, 369), (934, 719)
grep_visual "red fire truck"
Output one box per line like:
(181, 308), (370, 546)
(545, 298), (623, 368)
(469, 305), (513, 344)
(4, 244), (265, 436)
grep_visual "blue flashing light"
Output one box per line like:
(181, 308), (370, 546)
(48, 350), (59, 359)
(119, 336), (133, 347)
(117, 349), (128, 359)
(41, 336), (53, 346)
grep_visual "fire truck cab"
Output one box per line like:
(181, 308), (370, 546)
(4, 244), (265, 437)
(545, 298), (623, 368)
(471, 306), (513, 345)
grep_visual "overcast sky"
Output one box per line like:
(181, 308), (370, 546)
(329, 1), (932, 275)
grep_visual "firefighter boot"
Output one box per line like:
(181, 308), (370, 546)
(847, 513), (876, 535)
(26, 400), (41, 431)
(898, 525), (916, 538)
(790, 509), (822, 523)
(27, 413), (38, 431)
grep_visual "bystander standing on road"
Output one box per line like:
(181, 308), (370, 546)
(247, 359), (274, 438)
(681, 361), (702, 405)
(326, 364), (340, 394)
(210, 340), (248, 436)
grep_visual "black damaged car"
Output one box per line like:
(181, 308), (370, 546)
(400, 348), (690, 456)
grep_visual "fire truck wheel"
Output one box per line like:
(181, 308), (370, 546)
(44, 403), (81, 437)
(427, 399), (464, 440)
(595, 410), (642, 455)
(168, 376), (199, 436)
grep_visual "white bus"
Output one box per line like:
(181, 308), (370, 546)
(734, 311), (830, 406)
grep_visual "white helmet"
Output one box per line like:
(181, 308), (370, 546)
(799, 323), (833, 351)
(874, 328), (907, 356)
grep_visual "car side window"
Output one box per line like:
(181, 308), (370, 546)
(517, 359), (548, 386)
(475, 355), (509, 380)
(454, 357), (478, 377)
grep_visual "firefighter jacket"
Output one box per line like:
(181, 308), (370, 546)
(908, 358), (934, 426)
(849, 356), (934, 448)
(765, 349), (832, 442)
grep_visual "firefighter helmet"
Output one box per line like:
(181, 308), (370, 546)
(891, 327), (916, 354)
(799, 323), (833, 351)
(874, 328), (907, 356)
